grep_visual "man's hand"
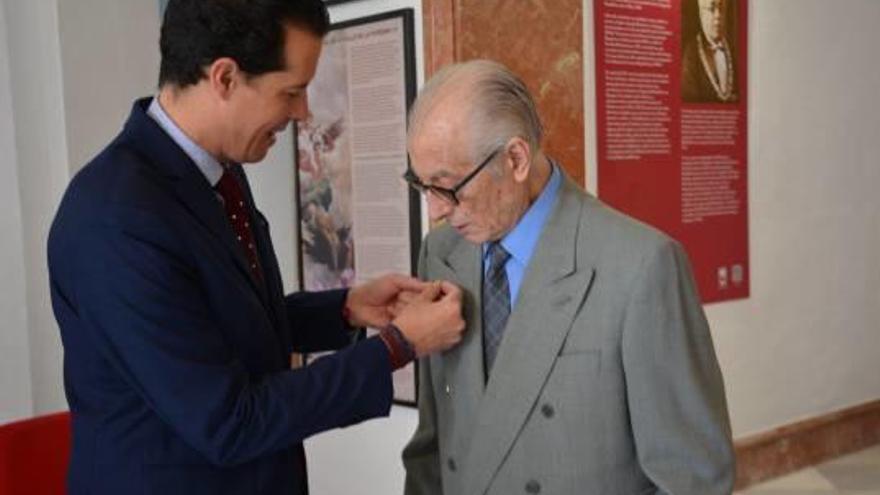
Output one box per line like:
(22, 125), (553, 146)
(387, 286), (418, 318)
(392, 281), (466, 357)
(345, 273), (428, 329)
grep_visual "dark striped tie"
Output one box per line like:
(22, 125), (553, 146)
(482, 242), (511, 378)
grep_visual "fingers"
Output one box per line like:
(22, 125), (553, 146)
(383, 273), (429, 292)
(391, 278), (467, 357)
(387, 296), (410, 317)
(439, 280), (460, 294)
(438, 280), (462, 301)
(387, 302), (402, 318)
(416, 281), (442, 302)
(396, 290), (417, 304)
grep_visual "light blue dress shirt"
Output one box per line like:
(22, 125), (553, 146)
(483, 163), (562, 308)
(146, 96), (225, 187)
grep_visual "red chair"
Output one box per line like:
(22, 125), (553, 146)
(0, 412), (71, 495)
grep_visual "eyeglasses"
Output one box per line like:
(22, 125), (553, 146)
(402, 146), (504, 206)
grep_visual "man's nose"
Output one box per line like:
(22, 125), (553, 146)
(426, 192), (453, 223)
(290, 94), (310, 121)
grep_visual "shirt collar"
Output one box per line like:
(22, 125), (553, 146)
(146, 96), (225, 187)
(485, 161), (562, 267)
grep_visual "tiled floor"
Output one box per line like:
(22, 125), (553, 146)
(736, 445), (880, 495)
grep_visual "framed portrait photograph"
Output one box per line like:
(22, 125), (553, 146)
(294, 9), (420, 405)
(681, 0), (740, 103)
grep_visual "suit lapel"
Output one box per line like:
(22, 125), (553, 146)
(463, 177), (597, 495)
(432, 237), (488, 408)
(170, 164), (272, 308)
(121, 99), (272, 308)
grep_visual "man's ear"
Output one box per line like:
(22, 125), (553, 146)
(206, 57), (240, 100)
(506, 137), (532, 183)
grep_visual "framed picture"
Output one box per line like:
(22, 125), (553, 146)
(294, 9), (420, 406)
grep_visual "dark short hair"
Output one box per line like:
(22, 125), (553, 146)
(158, 0), (330, 88)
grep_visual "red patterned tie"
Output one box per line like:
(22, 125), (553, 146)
(215, 168), (263, 282)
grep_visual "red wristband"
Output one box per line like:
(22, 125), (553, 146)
(378, 324), (416, 370)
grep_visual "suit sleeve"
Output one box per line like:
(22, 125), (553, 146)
(72, 209), (393, 467)
(402, 240), (444, 495)
(285, 289), (356, 353)
(621, 239), (735, 495)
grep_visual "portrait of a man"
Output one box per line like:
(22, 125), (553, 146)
(682, 0), (738, 103)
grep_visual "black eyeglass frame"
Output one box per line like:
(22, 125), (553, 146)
(403, 145), (504, 206)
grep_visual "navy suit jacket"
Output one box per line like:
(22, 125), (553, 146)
(48, 98), (393, 495)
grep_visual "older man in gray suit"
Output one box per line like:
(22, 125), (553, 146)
(401, 60), (734, 495)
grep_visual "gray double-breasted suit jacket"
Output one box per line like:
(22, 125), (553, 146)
(403, 173), (734, 495)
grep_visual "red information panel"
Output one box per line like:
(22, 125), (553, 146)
(594, 0), (748, 303)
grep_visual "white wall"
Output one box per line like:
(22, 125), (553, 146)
(3, 0), (71, 416)
(0, 0), (33, 423)
(57, 0), (161, 172)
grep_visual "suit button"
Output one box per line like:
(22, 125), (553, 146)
(541, 403), (555, 418)
(447, 457), (457, 471)
(445, 384), (451, 395)
(525, 480), (541, 493)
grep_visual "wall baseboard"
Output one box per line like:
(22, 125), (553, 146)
(734, 399), (880, 489)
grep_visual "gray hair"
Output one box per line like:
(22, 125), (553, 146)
(408, 59), (544, 164)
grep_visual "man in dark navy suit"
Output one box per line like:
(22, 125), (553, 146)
(47, 1), (465, 494)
